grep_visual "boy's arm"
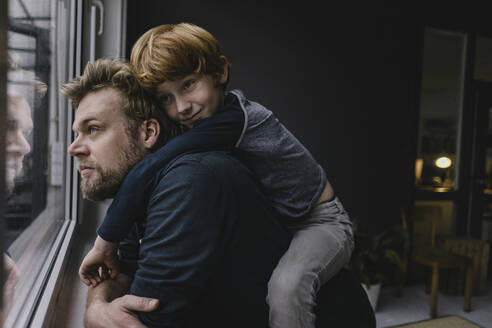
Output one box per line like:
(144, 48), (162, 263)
(85, 224), (157, 328)
(78, 236), (119, 286)
(1, 254), (20, 324)
(97, 104), (245, 243)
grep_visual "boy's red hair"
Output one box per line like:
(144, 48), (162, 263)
(130, 23), (227, 90)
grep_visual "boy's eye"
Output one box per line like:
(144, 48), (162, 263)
(183, 79), (196, 90)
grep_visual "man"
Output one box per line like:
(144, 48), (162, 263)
(0, 91), (29, 323)
(1, 63), (37, 323)
(63, 58), (293, 327)
(5, 84), (33, 196)
(64, 58), (375, 327)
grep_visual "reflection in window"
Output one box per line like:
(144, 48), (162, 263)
(2, 0), (71, 326)
(474, 37), (492, 195)
(415, 28), (466, 191)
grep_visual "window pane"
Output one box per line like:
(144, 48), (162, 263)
(415, 28), (466, 191)
(474, 36), (492, 82)
(2, 0), (70, 325)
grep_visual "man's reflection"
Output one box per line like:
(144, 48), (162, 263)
(1, 63), (35, 323)
(6, 92), (32, 194)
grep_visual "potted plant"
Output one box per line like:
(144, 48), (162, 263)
(346, 219), (409, 311)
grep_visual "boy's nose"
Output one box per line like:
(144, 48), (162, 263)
(175, 97), (192, 115)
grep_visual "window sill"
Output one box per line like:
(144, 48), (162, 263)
(3, 202), (75, 328)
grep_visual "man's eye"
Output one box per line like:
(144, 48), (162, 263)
(22, 129), (32, 140)
(7, 119), (17, 132)
(88, 126), (98, 134)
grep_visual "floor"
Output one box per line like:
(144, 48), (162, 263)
(375, 282), (492, 328)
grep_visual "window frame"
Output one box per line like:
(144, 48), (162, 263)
(0, 0), (8, 311)
(29, 0), (83, 324)
(413, 25), (492, 237)
(1, 0), (81, 327)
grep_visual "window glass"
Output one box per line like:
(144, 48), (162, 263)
(474, 35), (492, 82)
(415, 27), (466, 191)
(2, 0), (71, 325)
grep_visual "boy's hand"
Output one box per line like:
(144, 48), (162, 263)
(1, 254), (20, 323)
(79, 236), (120, 287)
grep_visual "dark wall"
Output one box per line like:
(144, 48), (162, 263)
(126, 2), (421, 232)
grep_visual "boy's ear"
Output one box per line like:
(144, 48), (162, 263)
(140, 118), (160, 149)
(216, 55), (230, 86)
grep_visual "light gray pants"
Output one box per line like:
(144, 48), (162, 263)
(266, 197), (354, 328)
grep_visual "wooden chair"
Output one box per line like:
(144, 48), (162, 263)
(400, 205), (473, 318)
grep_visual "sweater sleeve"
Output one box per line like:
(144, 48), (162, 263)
(96, 105), (245, 242)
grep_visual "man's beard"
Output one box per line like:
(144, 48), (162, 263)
(5, 158), (23, 196)
(6, 175), (14, 196)
(80, 137), (147, 201)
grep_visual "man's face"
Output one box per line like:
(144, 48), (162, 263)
(68, 87), (147, 201)
(155, 73), (224, 128)
(6, 93), (33, 195)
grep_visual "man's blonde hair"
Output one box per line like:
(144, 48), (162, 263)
(130, 23), (229, 90)
(61, 58), (178, 148)
(8, 52), (47, 109)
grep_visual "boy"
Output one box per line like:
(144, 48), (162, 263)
(79, 23), (354, 328)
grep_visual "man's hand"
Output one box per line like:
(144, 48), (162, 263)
(85, 273), (158, 328)
(85, 294), (159, 328)
(1, 254), (20, 323)
(79, 235), (120, 286)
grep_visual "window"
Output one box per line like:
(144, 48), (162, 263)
(2, 0), (77, 326)
(474, 35), (492, 82)
(474, 36), (492, 194)
(415, 27), (466, 192)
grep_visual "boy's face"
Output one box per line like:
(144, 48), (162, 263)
(155, 72), (227, 128)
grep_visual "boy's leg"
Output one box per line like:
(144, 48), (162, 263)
(266, 197), (353, 328)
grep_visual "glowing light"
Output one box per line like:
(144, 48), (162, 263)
(435, 156), (452, 169)
(415, 158), (423, 181)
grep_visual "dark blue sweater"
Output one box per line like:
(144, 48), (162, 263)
(118, 151), (290, 327)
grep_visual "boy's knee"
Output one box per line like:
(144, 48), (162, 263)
(340, 222), (355, 258)
(344, 231), (355, 257)
(267, 269), (316, 308)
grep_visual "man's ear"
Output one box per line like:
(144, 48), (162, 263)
(140, 118), (160, 150)
(216, 55), (230, 86)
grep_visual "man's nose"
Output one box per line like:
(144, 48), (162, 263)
(68, 136), (89, 157)
(7, 130), (31, 156)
